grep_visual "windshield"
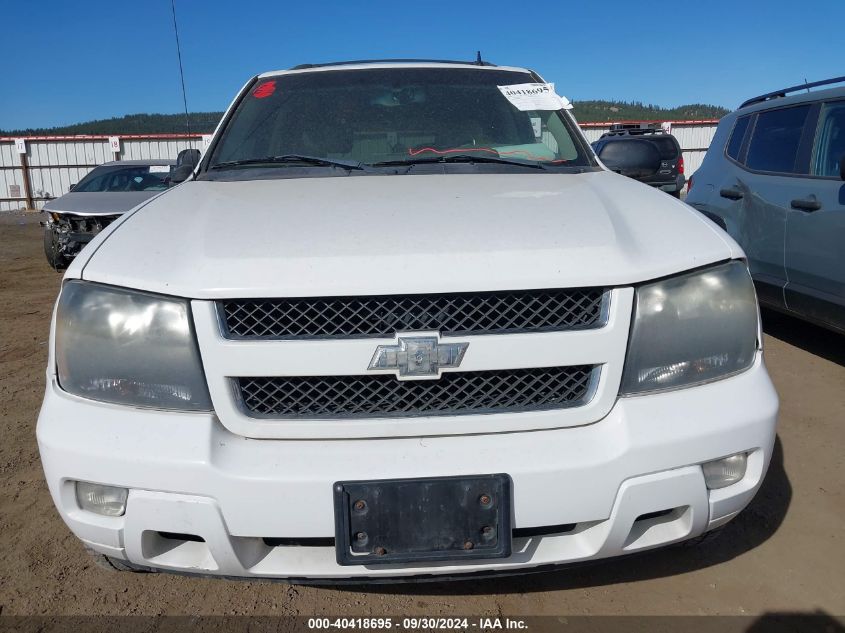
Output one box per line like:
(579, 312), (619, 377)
(74, 165), (172, 192)
(208, 67), (593, 172)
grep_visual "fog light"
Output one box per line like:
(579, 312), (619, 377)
(75, 481), (128, 516)
(702, 453), (748, 490)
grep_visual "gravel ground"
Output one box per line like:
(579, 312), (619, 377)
(1, 209), (843, 620)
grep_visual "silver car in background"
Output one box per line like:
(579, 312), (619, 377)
(42, 159), (176, 269)
(687, 76), (845, 333)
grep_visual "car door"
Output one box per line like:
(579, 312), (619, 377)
(717, 104), (815, 303)
(784, 99), (845, 329)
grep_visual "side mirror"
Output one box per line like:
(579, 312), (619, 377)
(170, 164), (194, 184)
(839, 154), (845, 181)
(69, 183), (77, 191)
(177, 148), (201, 168)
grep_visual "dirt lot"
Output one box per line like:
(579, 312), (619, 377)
(1, 209), (843, 619)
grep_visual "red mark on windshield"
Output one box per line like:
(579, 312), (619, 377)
(252, 81), (277, 99)
(408, 146), (569, 163)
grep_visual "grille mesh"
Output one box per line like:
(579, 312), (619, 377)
(220, 288), (606, 339)
(237, 366), (596, 419)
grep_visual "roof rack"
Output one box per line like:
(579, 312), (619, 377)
(600, 122), (667, 138)
(290, 57), (497, 71)
(739, 75), (845, 109)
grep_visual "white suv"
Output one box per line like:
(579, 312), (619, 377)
(37, 60), (778, 581)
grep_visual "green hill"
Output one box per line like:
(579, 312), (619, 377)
(0, 113), (223, 136)
(1, 101), (729, 136)
(572, 100), (728, 122)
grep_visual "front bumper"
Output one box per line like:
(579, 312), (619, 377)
(37, 356), (777, 580)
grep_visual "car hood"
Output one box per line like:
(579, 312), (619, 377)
(44, 191), (162, 216)
(78, 171), (740, 298)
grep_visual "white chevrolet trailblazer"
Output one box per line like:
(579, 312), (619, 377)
(38, 60), (778, 581)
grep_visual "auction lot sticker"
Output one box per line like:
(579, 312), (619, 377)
(497, 82), (573, 111)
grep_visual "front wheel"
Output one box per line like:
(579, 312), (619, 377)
(83, 545), (151, 573)
(43, 226), (69, 270)
(681, 526), (724, 548)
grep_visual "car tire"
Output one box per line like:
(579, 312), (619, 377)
(681, 526), (724, 548)
(43, 226), (68, 271)
(84, 545), (151, 573)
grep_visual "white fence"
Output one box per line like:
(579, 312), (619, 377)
(0, 121), (719, 212)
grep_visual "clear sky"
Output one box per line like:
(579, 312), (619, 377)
(2, 0), (843, 130)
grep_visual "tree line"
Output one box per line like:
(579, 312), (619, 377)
(0, 113), (223, 136)
(1, 101), (729, 136)
(572, 100), (728, 122)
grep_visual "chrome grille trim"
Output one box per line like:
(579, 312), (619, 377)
(219, 288), (608, 340)
(236, 365), (598, 420)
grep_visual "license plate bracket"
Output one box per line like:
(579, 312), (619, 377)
(334, 474), (512, 566)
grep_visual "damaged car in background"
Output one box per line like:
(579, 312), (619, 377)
(42, 151), (199, 269)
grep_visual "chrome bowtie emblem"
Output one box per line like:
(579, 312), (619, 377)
(368, 336), (469, 379)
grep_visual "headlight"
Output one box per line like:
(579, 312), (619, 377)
(620, 261), (758, 395)
(55, 281), (212, 410)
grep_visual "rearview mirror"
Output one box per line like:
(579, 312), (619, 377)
(170, 164), (194, 184)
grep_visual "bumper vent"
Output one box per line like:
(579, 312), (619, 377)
(237, 365), (597, 419)
(220, 288), (606, 339)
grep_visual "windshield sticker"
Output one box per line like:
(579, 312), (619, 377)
(252, 80), (277, 99)
(497, 83), (573, 111)
(530, 117), (542, 138)
(148, 165), (170, 173)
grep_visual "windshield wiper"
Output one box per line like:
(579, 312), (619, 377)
(371, 154), (549, 170)
(211, 154), (365, 171)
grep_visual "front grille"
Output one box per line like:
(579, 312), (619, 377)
(62, 214), (119, 233)
(237, 365), (596, 419)
(220, 288), (606, 339)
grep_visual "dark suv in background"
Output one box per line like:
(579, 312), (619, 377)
(591, 123), (686, 197)
(686, 76), (845, 333)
